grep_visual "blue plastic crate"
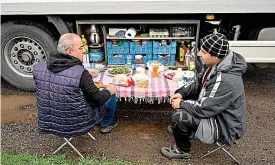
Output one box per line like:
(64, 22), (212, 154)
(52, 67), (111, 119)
(107, 41), (129, 55)
(130, 41), (153, 54)
(153, 54), (158, 60)
(157, 54), (176, 66)
(125, 54), (135, 65)
(107, 54), (126, 65)
(153, 41), (177, 54)
(170, 54), (176, 65)
(141, 54), (153, 64)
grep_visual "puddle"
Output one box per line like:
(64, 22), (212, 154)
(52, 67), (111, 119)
(120, 122), (168, 139)
(1, 95), (37, 124)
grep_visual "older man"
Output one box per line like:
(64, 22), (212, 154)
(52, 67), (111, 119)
(33, 33), (118, 137)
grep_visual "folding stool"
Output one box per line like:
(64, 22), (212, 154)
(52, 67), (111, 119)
(199, 141), (241, 165)
(52, 132), (97, 158)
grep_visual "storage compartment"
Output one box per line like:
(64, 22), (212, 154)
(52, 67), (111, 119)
(76, 23), (106, 65)
(76, 20), (200, 68)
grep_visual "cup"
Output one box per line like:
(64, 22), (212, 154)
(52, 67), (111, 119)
(152, 64), (159, 77)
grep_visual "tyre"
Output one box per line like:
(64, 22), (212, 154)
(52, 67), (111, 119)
(1, 21), (57, 91)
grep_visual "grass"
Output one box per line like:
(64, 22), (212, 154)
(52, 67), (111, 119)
(1, 152), (142, 165)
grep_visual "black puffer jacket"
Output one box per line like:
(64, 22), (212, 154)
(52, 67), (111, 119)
(33, 51), (111, 137)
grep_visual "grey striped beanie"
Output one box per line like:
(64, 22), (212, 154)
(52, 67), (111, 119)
(201, 33), (229, 57)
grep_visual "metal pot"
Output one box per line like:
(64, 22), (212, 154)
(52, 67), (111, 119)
(90, 25), (100, 45)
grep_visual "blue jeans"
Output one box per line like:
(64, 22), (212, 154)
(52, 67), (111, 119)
(101, 94), (117, 127)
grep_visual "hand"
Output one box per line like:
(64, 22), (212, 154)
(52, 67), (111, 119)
(106, 84), (117, 95)
(94, 82), (107, 88)
(170, 93), (183, 104)
(171, 98), (182, 109)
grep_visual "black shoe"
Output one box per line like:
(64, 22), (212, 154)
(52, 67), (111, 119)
(100, 118), (119, 133)
(161, 144), (191, 159)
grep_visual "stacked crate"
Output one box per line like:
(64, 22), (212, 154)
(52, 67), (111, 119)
(153, 41), (177, 65)
(106, 40), (177, 66)
(107, 41), (129, 65)
(129, 41), (153, 64)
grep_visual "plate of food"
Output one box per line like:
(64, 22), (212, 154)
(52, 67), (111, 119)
(94, 63), (106, 72)
(164, 69), (195, 82)
(86, 67), (100, 78)
(107, 66), (132, 76)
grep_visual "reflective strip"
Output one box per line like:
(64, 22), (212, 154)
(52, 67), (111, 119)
(185, 100), (195, 104)
(209, 72), (222, 98)
(183, 80), (195, 88)
(198, 88), (206, 100)
(195, 97), (207, 106)
(186, 71), (221, 108)
(214, 117), (219, 140)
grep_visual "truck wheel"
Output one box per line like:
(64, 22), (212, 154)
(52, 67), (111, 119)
(1, 21), (57, 91)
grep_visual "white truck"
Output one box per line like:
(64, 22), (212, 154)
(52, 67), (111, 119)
(1, 0), (275, 91)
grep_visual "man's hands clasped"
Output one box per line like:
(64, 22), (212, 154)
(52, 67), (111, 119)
(170, 93), (183, 109)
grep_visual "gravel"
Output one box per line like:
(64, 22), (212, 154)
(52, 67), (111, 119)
(1, 66), (275, 165)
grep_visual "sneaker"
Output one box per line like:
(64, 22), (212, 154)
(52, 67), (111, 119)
(161, 144), (191, 159)
(100, 118), (119, 133)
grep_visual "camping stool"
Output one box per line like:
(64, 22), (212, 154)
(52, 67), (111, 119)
(199, 141), (241, 165)
(52, 132), (96, 158)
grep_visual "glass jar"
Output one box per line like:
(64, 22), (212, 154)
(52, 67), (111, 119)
(142, 40), (148, 46)
(161, 40), (167, 46)
(132, 40), (141, 46)
(152, 63), (159, 77)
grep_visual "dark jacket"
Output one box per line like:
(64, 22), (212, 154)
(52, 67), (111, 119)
(176, 51), (247, 145)
(34, 51), (111, 137)
(47, 51), (111, 105)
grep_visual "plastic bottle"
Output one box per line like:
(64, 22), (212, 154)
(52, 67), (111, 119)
(185, 49), (191, 68)
(126, 55), (132, 69)
(81, 35), (88, 54)
(179, 41), (186, 63)
(190, 41), (198, 60)
(189, 41), (197, 71)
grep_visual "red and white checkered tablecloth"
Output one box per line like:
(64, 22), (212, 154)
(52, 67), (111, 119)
(93, 70), (182, 104)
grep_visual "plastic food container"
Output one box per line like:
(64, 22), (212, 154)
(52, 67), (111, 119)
(183, 71), (195, 83)
(136, 80), (149, 88)
(132, 72), (149, 88)
(136, 67), (145, 74)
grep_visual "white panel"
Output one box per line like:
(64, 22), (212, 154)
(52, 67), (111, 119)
(2, 0), (275, 15)
(229, 41), (275, 63)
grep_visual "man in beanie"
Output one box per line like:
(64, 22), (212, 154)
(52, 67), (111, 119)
(161, 33), (247, 159)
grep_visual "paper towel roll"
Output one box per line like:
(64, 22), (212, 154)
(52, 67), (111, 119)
(125, 27), (137, 39)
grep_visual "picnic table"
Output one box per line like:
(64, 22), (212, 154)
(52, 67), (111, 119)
(93, 70), (189, 104)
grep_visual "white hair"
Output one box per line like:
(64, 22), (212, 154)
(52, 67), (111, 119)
(57, 33), (79, 53)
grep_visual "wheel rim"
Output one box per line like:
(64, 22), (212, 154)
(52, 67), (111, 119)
(4, 36), (47, 78)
